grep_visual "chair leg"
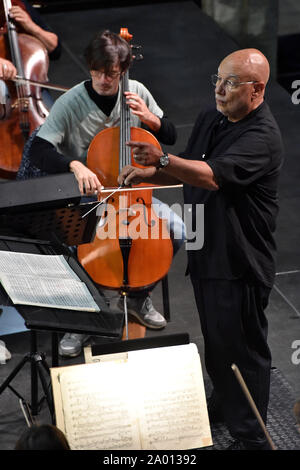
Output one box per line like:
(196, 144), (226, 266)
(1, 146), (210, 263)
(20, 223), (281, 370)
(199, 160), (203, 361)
(161, 275), (170, 322)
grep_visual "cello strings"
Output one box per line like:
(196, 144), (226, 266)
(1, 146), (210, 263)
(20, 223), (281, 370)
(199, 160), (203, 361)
(4, 0), (23, 117)
(123, 70), (133, 206)
(119, 69), (132, 206)
(119, 73), (125, 173)
(4, 0), (30, 136)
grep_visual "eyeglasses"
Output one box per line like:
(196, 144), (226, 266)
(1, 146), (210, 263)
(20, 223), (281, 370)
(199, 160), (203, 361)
(93, 70), (122, 79)
(211, 74), (257, 91)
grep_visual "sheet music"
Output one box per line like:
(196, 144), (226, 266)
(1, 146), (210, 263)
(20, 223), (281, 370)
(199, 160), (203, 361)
(0, 251), (78, 278)
(0, 251), (100, 312)
(52, 344), (212, 450)
(58, 362), (141, 450)
(130, 344), (211, 450)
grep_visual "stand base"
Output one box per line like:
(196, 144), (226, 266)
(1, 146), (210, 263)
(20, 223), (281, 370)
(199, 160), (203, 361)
(0, 332), (54, 423)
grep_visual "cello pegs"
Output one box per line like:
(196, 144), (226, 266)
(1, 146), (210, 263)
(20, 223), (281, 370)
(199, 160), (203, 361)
(131, 44), (143, 61)
(133, 54), (143, 61)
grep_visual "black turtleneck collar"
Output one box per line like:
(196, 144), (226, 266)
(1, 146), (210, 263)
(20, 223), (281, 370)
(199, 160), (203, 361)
(84, 79), (119, 116)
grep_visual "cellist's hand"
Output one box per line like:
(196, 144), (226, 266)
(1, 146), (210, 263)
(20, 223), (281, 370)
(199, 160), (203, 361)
(124, 92), (161, 132)
(9, 6), (58, 53)
(0, 58), (17, 80)
(9, 6), (36, 34)
(69, 160), (103, 196)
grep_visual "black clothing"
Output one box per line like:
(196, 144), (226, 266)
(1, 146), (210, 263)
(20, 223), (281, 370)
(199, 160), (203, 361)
(84, 80), (119, 116)
(30, 135), (71, 174)
(192, 277), (271, 448)
(182, 101), (283, 447)
(182, 102), (283, 288)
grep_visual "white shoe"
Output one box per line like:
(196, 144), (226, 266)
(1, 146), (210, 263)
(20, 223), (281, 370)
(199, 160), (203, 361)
(58, 333), (89, 358)
(118, 296), (167, 329)
(0, 340), (11, 364)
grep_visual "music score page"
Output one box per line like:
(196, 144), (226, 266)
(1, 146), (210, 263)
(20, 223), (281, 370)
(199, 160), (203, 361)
(0, 250), (99, 311)
(51, 343), (212, 450)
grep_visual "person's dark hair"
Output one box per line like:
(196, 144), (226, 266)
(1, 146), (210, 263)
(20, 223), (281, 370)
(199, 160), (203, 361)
(84, 29), (132, 73)
(15, 424), (70, 450)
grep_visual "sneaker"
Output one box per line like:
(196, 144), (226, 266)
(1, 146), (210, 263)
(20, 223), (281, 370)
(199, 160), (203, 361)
(0, 340), (11, 363)
(58, 333), (90, 358)
(117, 296), (167, 330)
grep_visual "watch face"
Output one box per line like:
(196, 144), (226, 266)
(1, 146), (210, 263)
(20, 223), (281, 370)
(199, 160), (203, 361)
(160, 154), (169, 167)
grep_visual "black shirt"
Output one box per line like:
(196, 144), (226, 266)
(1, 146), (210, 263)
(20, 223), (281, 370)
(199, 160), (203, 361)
(182, 102), (283, 288)
(84, 80), (119, 116)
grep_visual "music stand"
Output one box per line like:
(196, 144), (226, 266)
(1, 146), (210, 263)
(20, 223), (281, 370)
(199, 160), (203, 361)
(0, 183), (124, 424)
(90, 332), (190, 357)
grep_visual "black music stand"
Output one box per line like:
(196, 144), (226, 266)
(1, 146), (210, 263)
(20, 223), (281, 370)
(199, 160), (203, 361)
(91, 332), (190, 357)
(0, 183), (124, 423)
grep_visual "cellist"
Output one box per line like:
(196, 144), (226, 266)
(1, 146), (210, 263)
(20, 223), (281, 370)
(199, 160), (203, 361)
(27, 29), (186, 358)
(0, 0), (61, 106)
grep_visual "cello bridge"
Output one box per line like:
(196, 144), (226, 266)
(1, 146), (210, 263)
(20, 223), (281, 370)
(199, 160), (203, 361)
(11, 98), (30, 111)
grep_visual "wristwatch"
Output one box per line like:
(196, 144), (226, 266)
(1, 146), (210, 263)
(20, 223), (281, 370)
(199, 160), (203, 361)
(157, 152), (169, 169)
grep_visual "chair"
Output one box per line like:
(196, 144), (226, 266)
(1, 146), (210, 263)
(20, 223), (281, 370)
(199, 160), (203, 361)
(16, 126), (47, 180)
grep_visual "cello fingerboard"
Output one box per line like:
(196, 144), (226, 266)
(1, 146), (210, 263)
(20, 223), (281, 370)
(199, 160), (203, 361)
(119, 71), (132, 171)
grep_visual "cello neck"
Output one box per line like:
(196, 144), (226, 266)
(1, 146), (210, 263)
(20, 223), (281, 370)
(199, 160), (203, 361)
(3, 0), (25, 76)
(119, 70), (131, 172)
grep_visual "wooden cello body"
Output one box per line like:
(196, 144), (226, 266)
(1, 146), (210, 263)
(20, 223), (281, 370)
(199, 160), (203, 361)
(78, 126), (173, 291)
(0, 0), (49, 178)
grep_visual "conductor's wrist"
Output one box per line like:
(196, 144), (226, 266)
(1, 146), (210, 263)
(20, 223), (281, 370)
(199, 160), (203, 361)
(156, 152), (170, 170)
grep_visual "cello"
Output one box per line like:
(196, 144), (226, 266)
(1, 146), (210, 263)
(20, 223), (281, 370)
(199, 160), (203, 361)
(77, 28), (173, 338)
(0, 0), (49, 178)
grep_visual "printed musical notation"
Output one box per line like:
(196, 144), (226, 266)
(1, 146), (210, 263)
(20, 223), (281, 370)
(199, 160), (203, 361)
(0, 251), (99, 312)
(51, 344), (213, 450)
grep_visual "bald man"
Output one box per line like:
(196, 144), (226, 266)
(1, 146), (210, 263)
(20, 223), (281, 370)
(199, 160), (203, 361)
(118, 49), (283, 450)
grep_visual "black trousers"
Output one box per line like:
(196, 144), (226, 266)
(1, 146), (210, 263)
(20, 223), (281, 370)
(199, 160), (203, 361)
(191, 277), (272, 447)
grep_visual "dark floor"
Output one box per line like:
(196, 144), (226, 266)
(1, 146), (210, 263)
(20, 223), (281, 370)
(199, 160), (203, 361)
(0, 0), (299, 452)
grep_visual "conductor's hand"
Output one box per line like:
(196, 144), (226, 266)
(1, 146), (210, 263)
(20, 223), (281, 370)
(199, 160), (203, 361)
(69, 160), (103, 196)
(127, 141), (161, 167)
(118, 164), (158, 187)
(118, 165), (148, 187)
